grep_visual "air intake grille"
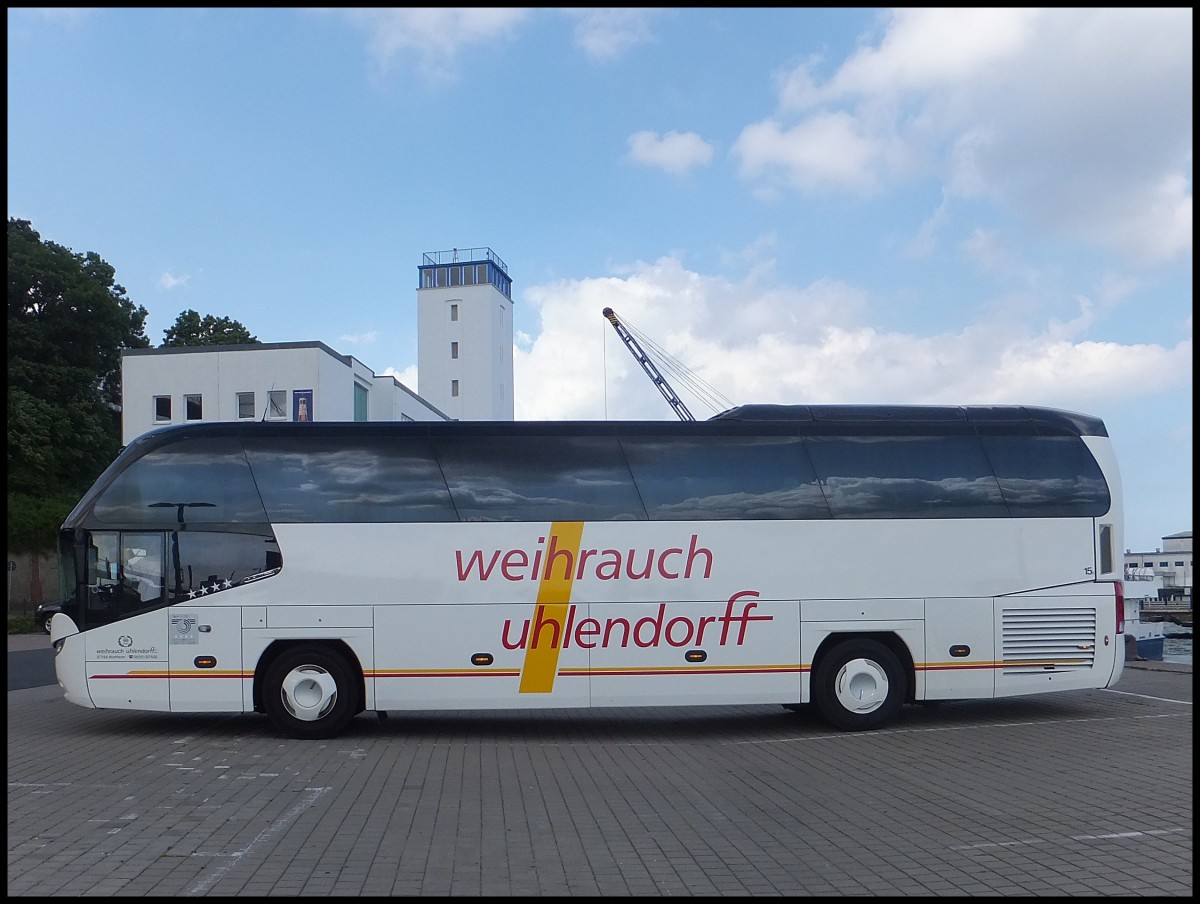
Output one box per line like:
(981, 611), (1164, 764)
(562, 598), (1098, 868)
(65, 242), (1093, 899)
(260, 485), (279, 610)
(1001, 607), (1097, 673)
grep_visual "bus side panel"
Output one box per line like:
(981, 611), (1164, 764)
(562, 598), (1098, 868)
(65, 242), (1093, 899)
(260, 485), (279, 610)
(81, 609), (170, 712)
(372, 603), (591, 710)
(588, 599), (801, 707)
(923, 598), (996, 700)
(167, 604), (245, 712)
(992, 587), (1120, 697)
(241, 627), (376, 710)
(799, 598), (924, 703)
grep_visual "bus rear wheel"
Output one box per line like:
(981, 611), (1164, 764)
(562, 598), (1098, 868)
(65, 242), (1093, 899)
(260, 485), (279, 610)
(812, 639), (904, 731)
(263, 645), (359, 739)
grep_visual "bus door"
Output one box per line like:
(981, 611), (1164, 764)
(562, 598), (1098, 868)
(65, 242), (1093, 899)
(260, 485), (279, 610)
(81, 531), (171, 712)
(167, 600), (245, 712)
(923, 598), (996, 700)
(166, 529), (277, 711)
(588, 595), (802, 707)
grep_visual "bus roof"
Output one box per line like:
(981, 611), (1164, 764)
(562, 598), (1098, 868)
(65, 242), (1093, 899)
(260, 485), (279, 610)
(119, 404), (1108, 456)
(711, 404), (1107, 434)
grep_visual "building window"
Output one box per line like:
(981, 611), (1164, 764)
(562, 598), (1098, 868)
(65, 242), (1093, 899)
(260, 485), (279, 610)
(451, 380), (460, 398)
(237, 392), (255, 419)
(1159, 561), (1168, 568)
(267, 390), (286, 419)
(154, 396), (171, 422)
(1175, 561), (1184, 567)
(450, 303), (459, 322)
(185, 394), (203, 421)
(451, 341), (459, 359)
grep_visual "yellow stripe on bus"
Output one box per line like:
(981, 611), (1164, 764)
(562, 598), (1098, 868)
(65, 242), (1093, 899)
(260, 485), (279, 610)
(519, 521), (584, 693)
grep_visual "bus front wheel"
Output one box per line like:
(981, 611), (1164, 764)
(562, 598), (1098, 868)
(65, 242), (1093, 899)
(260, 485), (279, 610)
(812, 639), (904, 731)
(263, 645), (359, 740)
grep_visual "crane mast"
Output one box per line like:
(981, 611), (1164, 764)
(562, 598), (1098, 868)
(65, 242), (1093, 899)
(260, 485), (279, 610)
(602, 307), (695, 421)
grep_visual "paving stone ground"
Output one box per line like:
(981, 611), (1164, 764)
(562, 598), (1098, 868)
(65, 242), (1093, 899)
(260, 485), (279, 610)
(7, 634), (1192, 897)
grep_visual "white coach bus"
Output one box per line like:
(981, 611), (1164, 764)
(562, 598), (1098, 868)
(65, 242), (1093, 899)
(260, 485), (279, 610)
(51, 404), (1126, 739)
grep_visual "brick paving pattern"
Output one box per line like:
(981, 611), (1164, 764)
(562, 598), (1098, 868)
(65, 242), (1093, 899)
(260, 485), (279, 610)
(7, 656), (1192, 896)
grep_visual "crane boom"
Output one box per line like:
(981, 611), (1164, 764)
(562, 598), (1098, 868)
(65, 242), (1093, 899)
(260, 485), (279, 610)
(602, 307), (695, 421)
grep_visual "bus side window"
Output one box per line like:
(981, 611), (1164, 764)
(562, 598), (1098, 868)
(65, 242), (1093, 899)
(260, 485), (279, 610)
(119, 532), (167, 613)
(170, 530), (281, 601)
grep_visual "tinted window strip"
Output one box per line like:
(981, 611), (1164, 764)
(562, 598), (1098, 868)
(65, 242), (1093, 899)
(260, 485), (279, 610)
(231, 432), (1108, 523)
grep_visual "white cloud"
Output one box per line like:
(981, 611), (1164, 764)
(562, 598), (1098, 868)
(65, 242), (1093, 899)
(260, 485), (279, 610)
(329, 8), (658, 80)
(339, 331), (378, 346)
(514, 256), (1192, 421)
(381, 364), (418, 389)
(732, 112), (884, 195)
(157, 272), (189, 289)
(737, 8), (1193, 263)
(9, 8), (93, 26)
(333, 8), (531, 81)
(806, 8), (1036, 103)
(564, 8), (658, 60)
(627, 130), (714, 175)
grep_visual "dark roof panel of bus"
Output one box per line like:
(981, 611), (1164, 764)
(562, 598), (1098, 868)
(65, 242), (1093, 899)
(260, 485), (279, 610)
(710, 404), (1107, 436)
(124, 404), (1108, 452)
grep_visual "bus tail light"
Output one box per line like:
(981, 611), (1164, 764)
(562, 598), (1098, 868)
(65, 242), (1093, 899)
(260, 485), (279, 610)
(1114, 581), (1125, 634)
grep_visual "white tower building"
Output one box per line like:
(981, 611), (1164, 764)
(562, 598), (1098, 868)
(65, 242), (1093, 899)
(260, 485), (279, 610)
(416, 247), (514, 420)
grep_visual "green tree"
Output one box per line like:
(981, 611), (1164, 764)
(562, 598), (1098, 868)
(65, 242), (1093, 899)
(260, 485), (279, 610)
(7, 218), (151, 550)
(162, 309), (258, 346)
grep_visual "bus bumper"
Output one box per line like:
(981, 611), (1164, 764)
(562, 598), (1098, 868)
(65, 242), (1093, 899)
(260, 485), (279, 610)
(51, 627), (96, 709)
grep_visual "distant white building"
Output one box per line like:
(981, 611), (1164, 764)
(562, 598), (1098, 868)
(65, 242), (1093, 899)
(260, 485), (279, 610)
(1123, 530), (1193, 602)
(121, 341), (449, 444)
(416, 247), (514, 420)
(119, 247), (514, 444)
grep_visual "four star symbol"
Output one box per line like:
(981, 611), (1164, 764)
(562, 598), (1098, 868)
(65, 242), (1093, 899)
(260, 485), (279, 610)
(183, 579), (237, 600)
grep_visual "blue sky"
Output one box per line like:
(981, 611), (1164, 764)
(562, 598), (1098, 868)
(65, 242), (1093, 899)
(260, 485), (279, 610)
(7, 8), (1192, 552)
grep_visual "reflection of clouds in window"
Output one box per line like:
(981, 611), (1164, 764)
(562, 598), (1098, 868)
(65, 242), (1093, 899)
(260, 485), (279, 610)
(446, 476), (643, 522)
(648, 486), (830, 521)
(625, 436), (823, 521)
(246, 442), (457, 522)
(438, 436), (645, 522)
(820, 475), (1004, 518)
(981, 435), (1109, 515)
(997, 476), (1109, 513)
(95, 443), (268, 524)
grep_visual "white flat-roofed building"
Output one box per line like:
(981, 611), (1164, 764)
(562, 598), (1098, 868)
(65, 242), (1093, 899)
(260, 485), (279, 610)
(119, 246), (516, 443)
(121, 341), (449, 445)
(1123, 530), (1193, 601)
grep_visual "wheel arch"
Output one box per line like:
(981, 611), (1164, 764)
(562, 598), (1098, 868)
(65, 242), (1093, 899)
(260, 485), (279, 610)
(811, 630), (916, 704)
(253, 638), (366, 715)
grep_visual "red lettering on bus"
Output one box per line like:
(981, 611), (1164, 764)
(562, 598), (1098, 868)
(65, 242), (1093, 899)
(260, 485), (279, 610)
(498, 591), (771, 652)
(633, 603), (666, 647)
(658, 547), (683, 579)
(456, 534), (715, 583)
(500, 549), (528, 581)
(574, 617), (600, 648)
(529, 605), (562, 649)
